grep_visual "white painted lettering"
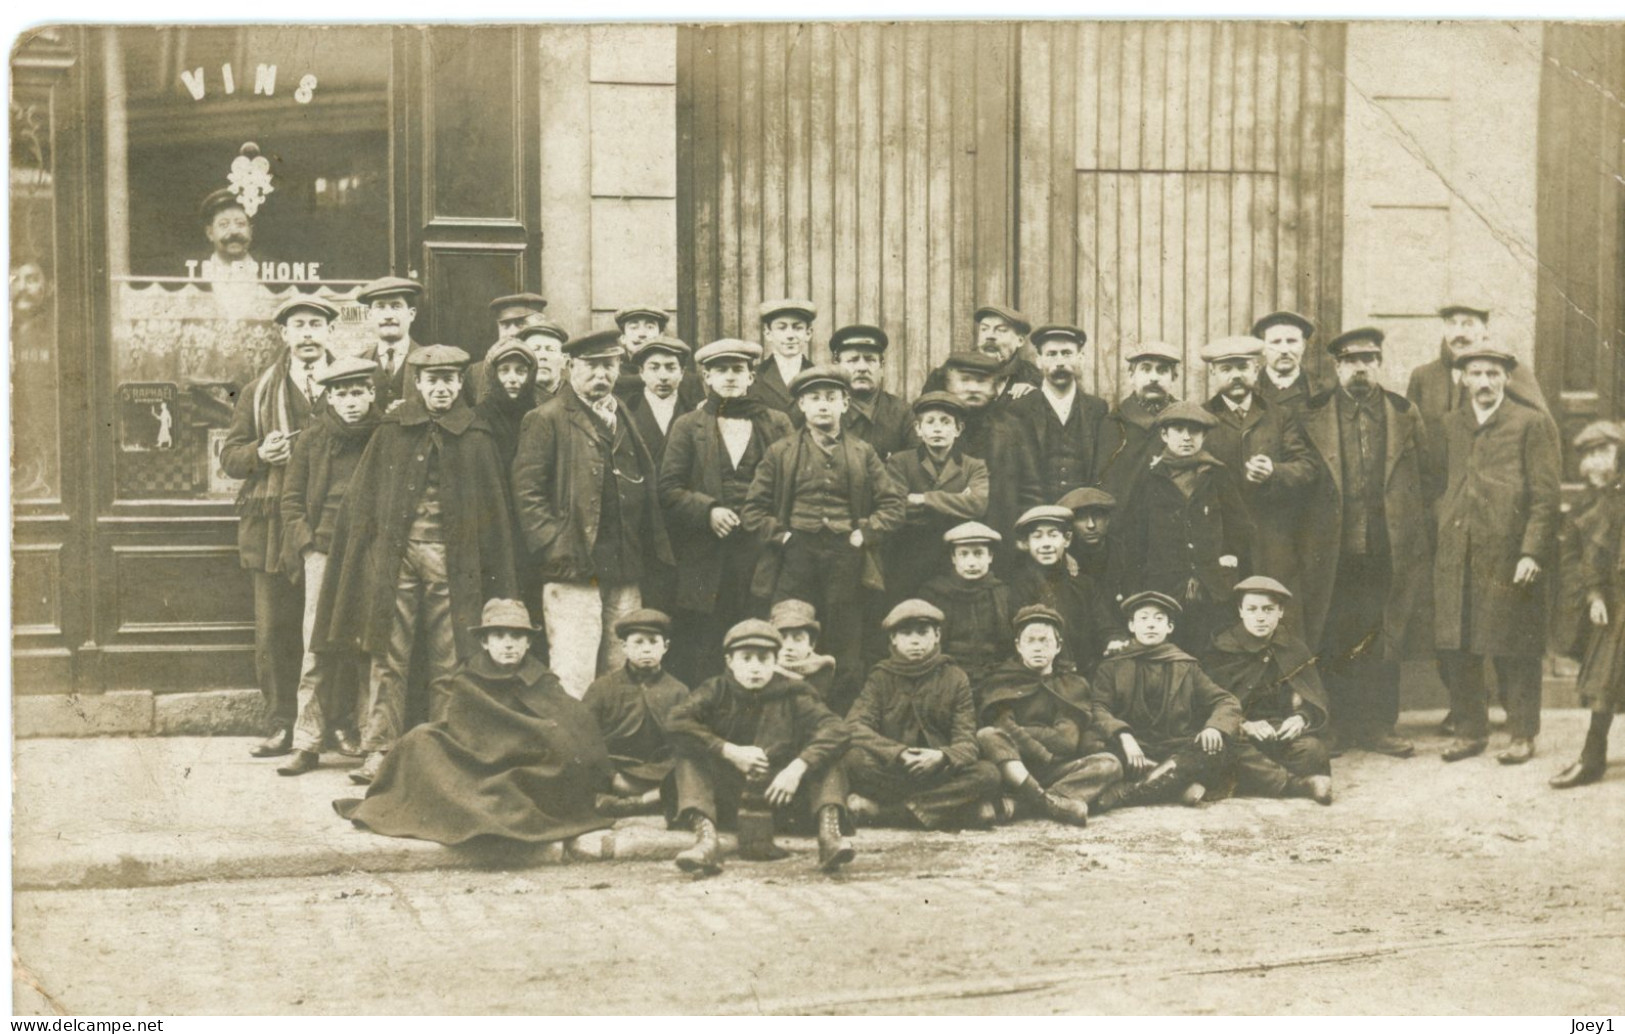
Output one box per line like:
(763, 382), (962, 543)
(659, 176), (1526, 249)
(181, 67), (206, 100)
(221, 62), (235, 94)
(290, 263), (306, 281)
(294, 73), (317, 104)
(253, 64), (277, 96)
(307, 263), (321, 280)
(185, 259), (200, 278)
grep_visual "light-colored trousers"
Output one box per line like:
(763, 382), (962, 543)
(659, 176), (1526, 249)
(361, 540), (458, 752)
(542, 580), (641, 699)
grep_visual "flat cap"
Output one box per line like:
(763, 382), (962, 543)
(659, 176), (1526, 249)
(613, 608), (672, 639)
(882, 599), (946, 632)
(760, 298), (817, 324)
(405, 344), (470, 369)
(1013, 604), (1066, 635)
(723, 618), (783, 653)
(469, 598), (541, 635)
(1031, 324), (1088, 349)
(789, 364), (852, 397)
(1233, 575), (1293, 601)
(974, 303), (1032, 336)
(198, 187), (244, 222)
(486, 339), (537, 368)
(941, 350), (1001, 376)
(355, 276), (424, 305)
(517, 318), (569, 344)
(1014, 505), (1075, 534)
(1120, 590), (1182, 618)
(563, 328), (625, 360)
(1451, 343), (1519, 370)
(488, 293), (548, 314)
(1057, 486), (1117, 512)
(1438, 302), (1491, 322)
(272, 295), (339, 325)
(1125, 341), (1182, 365)
(695, 338), (763, 367)
(1153, 400), (1220, 431)
(769, 599), (821, 635)
(912, 391), (967, 419)
(1251, 311), (1315, 339)
(614, 305), (670, 328)
(1199, 336), (1263, 363)
(1326, 327), (1385, 358)
(316, 355), (379, 387)
(631, 336), (692, 364)
(943, 521), (1002, 546)
(829, 324), (890, 354)
(1574, 420), (1624, 453)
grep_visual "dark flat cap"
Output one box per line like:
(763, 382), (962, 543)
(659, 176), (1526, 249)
(1251, 311), (1315, 339)
(272, 296), (339, 325)
(355, 277), (424, 305)
(316, 356), (379, 387)
(1326, 327), (1385, 358)
(486, 340), (537, 368)
(631, 336), (692, 363)
(1120, 590), (1182, 618)
(829, 324), (890, 354)
(1031, 324), (1088, 349)
(882, 599), (946, 632)
(941, 350), (1001, 375)
(1152, 400), (1220, 431)
(613, 608), (672, 639)
(564, 328), (625, 360)
(723, 618), (783, 653)
(615, 305), (670, 327)
(1451, 343), (1519, 370)
(489, 293), (548, 313)
(1057, 487), (1117, 512)
(517, 318), (569, 344)
(405, 344), (470, 369)
(789, 364), (852, 397)
(911, 391), (967, 419)
(974, 303), (1032, 336)
(1013, 603), (1066, 635)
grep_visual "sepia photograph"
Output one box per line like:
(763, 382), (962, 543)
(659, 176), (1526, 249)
(8, 13), (1625, 1017)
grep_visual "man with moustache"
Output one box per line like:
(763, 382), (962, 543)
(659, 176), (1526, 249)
(1434, 345), (1561, 765)
(921, 303), (1042, 407)
(1199, 336), (1317, 629)
(355, 276), (427, 411)
(1251, 311), (1321, 413)
(221, 296), (341, 757)
(1009, 324), (1111, 505)
(940, 350), (1045, 552)
(472, 293), (549, 402)
(1097, 341), (1182, 507)
(747, 299), (817, 414)
(194, 189), (259, 280)
(518, 318), (570, 407)
(1296, 328), (1436, 758)
(830, 324), (912, 461)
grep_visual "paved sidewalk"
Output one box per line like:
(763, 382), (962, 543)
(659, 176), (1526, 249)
(13, 708), (1617, 891)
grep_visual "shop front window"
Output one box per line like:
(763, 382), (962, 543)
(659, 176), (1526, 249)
(104, 26), (393, 501)
(12, 82), (60, 504)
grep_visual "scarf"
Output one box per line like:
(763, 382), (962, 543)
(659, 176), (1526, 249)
(1154, 450), (1220, 499)
(875, 648), (948, 680)
(237, 348), (299, 518)
(621, 662), (667, 686)
(777, 652), (836, 680)
(1109, 640), (1193, 664)
(707, 394), (780, 448)
(477, 354), (538, 461)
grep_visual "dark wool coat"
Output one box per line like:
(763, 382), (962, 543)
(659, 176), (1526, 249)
(277, 404), (379, 578)
(845, 653), (982, 769)
(1090, 642), (1244, 759)
(1202, 392), (1317, 595)
(1008, 386), (1113, 503)
(1202, 625), (1330, 731)
(311, 397), (518, 660)
(582, 664), (691, 782)
(1557, 483), (1620, 659)
(746, 354), (811, 413)
(955, 408), (1045, 545)
(920, 356), (1044, 408)
(1112, 454), (1254, 604)
(1005, 556), (1120, 675)
(919, 573), (1014, 680)
(1575, 485), (1625, 711)
(884, 446), (991, 598)
(666, 672), (849, 773)
(511, 386), (674, 584)
(1255, 368), (1321, 413)
(658, 405), (795, 612)
(1405, 346), (1550, 478)
(843, 390), (914, 462)
(334, 653), (612, 845)
(220, 349), (325, 573)
(1296, 388), (1437, 657)
(1433, 398), (1562, 656)
(977, 657), (1106, 762)
(741, 428), (907, 597)
(1096, 394), (1173, 508)
(623, 389), (697, 468)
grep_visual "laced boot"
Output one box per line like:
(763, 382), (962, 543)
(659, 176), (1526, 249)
(816, 805), (855, 872)
(674, 815), (722, 875)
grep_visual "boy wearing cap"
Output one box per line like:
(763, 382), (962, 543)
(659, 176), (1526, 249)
(772, 600), (838, 701)
(830, 324), (912, 461)
(335, 598), (612, 846)
(660, 339), (795, 685)
(582, 608), (691, 817)
(623, 335), (697, 467)
(354, 277), (427, 411)
(976, 606), (1122, 825)
(222, 295), (342, 757)
(1251, 311), (1320, 413)
(1010, 324), (1111, 504)
(1007, 506), (1122, 676)
(1098, 341), (1183, 506)
(919, 522), (1014, 688)
(1113, 401), (1253, 653)
(743, 364), (906, 713)
(1555, 422), (1625, 675)
(884, 392), (991, 601)
(747, 299), (817, 413)
(1091, 593), (1243, 810)
(843, 600), (1003, 829)
(939, 350), (1045, 551)
(1057, 487), (1117, 589)
(1203, 578), (1333, 804)
(275, 356), (381, 775)
(665, 618), (855, 876)
(313, 344), (519, 784)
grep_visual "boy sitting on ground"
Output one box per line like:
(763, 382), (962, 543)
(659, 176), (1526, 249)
(919, 521), (1014, 689)
(1091, 592), (1243, 810)
(582, 609), (691, 818)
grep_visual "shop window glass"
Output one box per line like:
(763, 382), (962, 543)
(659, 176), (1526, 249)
(11, 83), (60, 504)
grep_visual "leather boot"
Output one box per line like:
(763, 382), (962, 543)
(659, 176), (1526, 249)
(350, 751), (385, 785)
(735, 808), (789, 861)
(816, 805), (855, 872)
(1549, 759), (1605, 789)
(1042, 791), (1089, 827)
(1551, 713), (1611, 788)
(1135, 757), (1184, 802)
(675, 815), (722, 875)
(250, 726), (293, 758)
(276, 749), (319, 776)
(1497, 737), (1535, 765)
(1286, 774), (1334, 805)
(333, 728), (363, 758)
(1442, 738), (1487, 762)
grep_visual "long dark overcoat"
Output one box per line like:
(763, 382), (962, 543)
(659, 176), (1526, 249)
(1089, 642), (1243, 759)
(1112, 454), (1254, 603)
(1201, 392), (1317, 598)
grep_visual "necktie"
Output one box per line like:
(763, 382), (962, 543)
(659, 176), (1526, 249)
(384, 347), (397, 377)
(303, 362), (319, 402)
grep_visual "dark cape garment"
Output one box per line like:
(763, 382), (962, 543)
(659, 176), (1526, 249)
(335, 654), (612, 844)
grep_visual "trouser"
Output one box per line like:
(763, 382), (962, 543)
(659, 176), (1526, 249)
(1115, 738), (1234, 807)
(251, 568), (305, 730)
(974, 726), (1125, 805)
(1439, 651), (1543, 740)
(361, 540), (457, 753)
(842, 748), (1002, 829)
(542, 579), (642, 699)
(773, 530), (867, 714)
(1319, 553), (1400, 739)
(290, 550), (361, 753)
(671, 545), (764, 688)
(671, 752), (850, 833)
(1231, 734), (1331, 797)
